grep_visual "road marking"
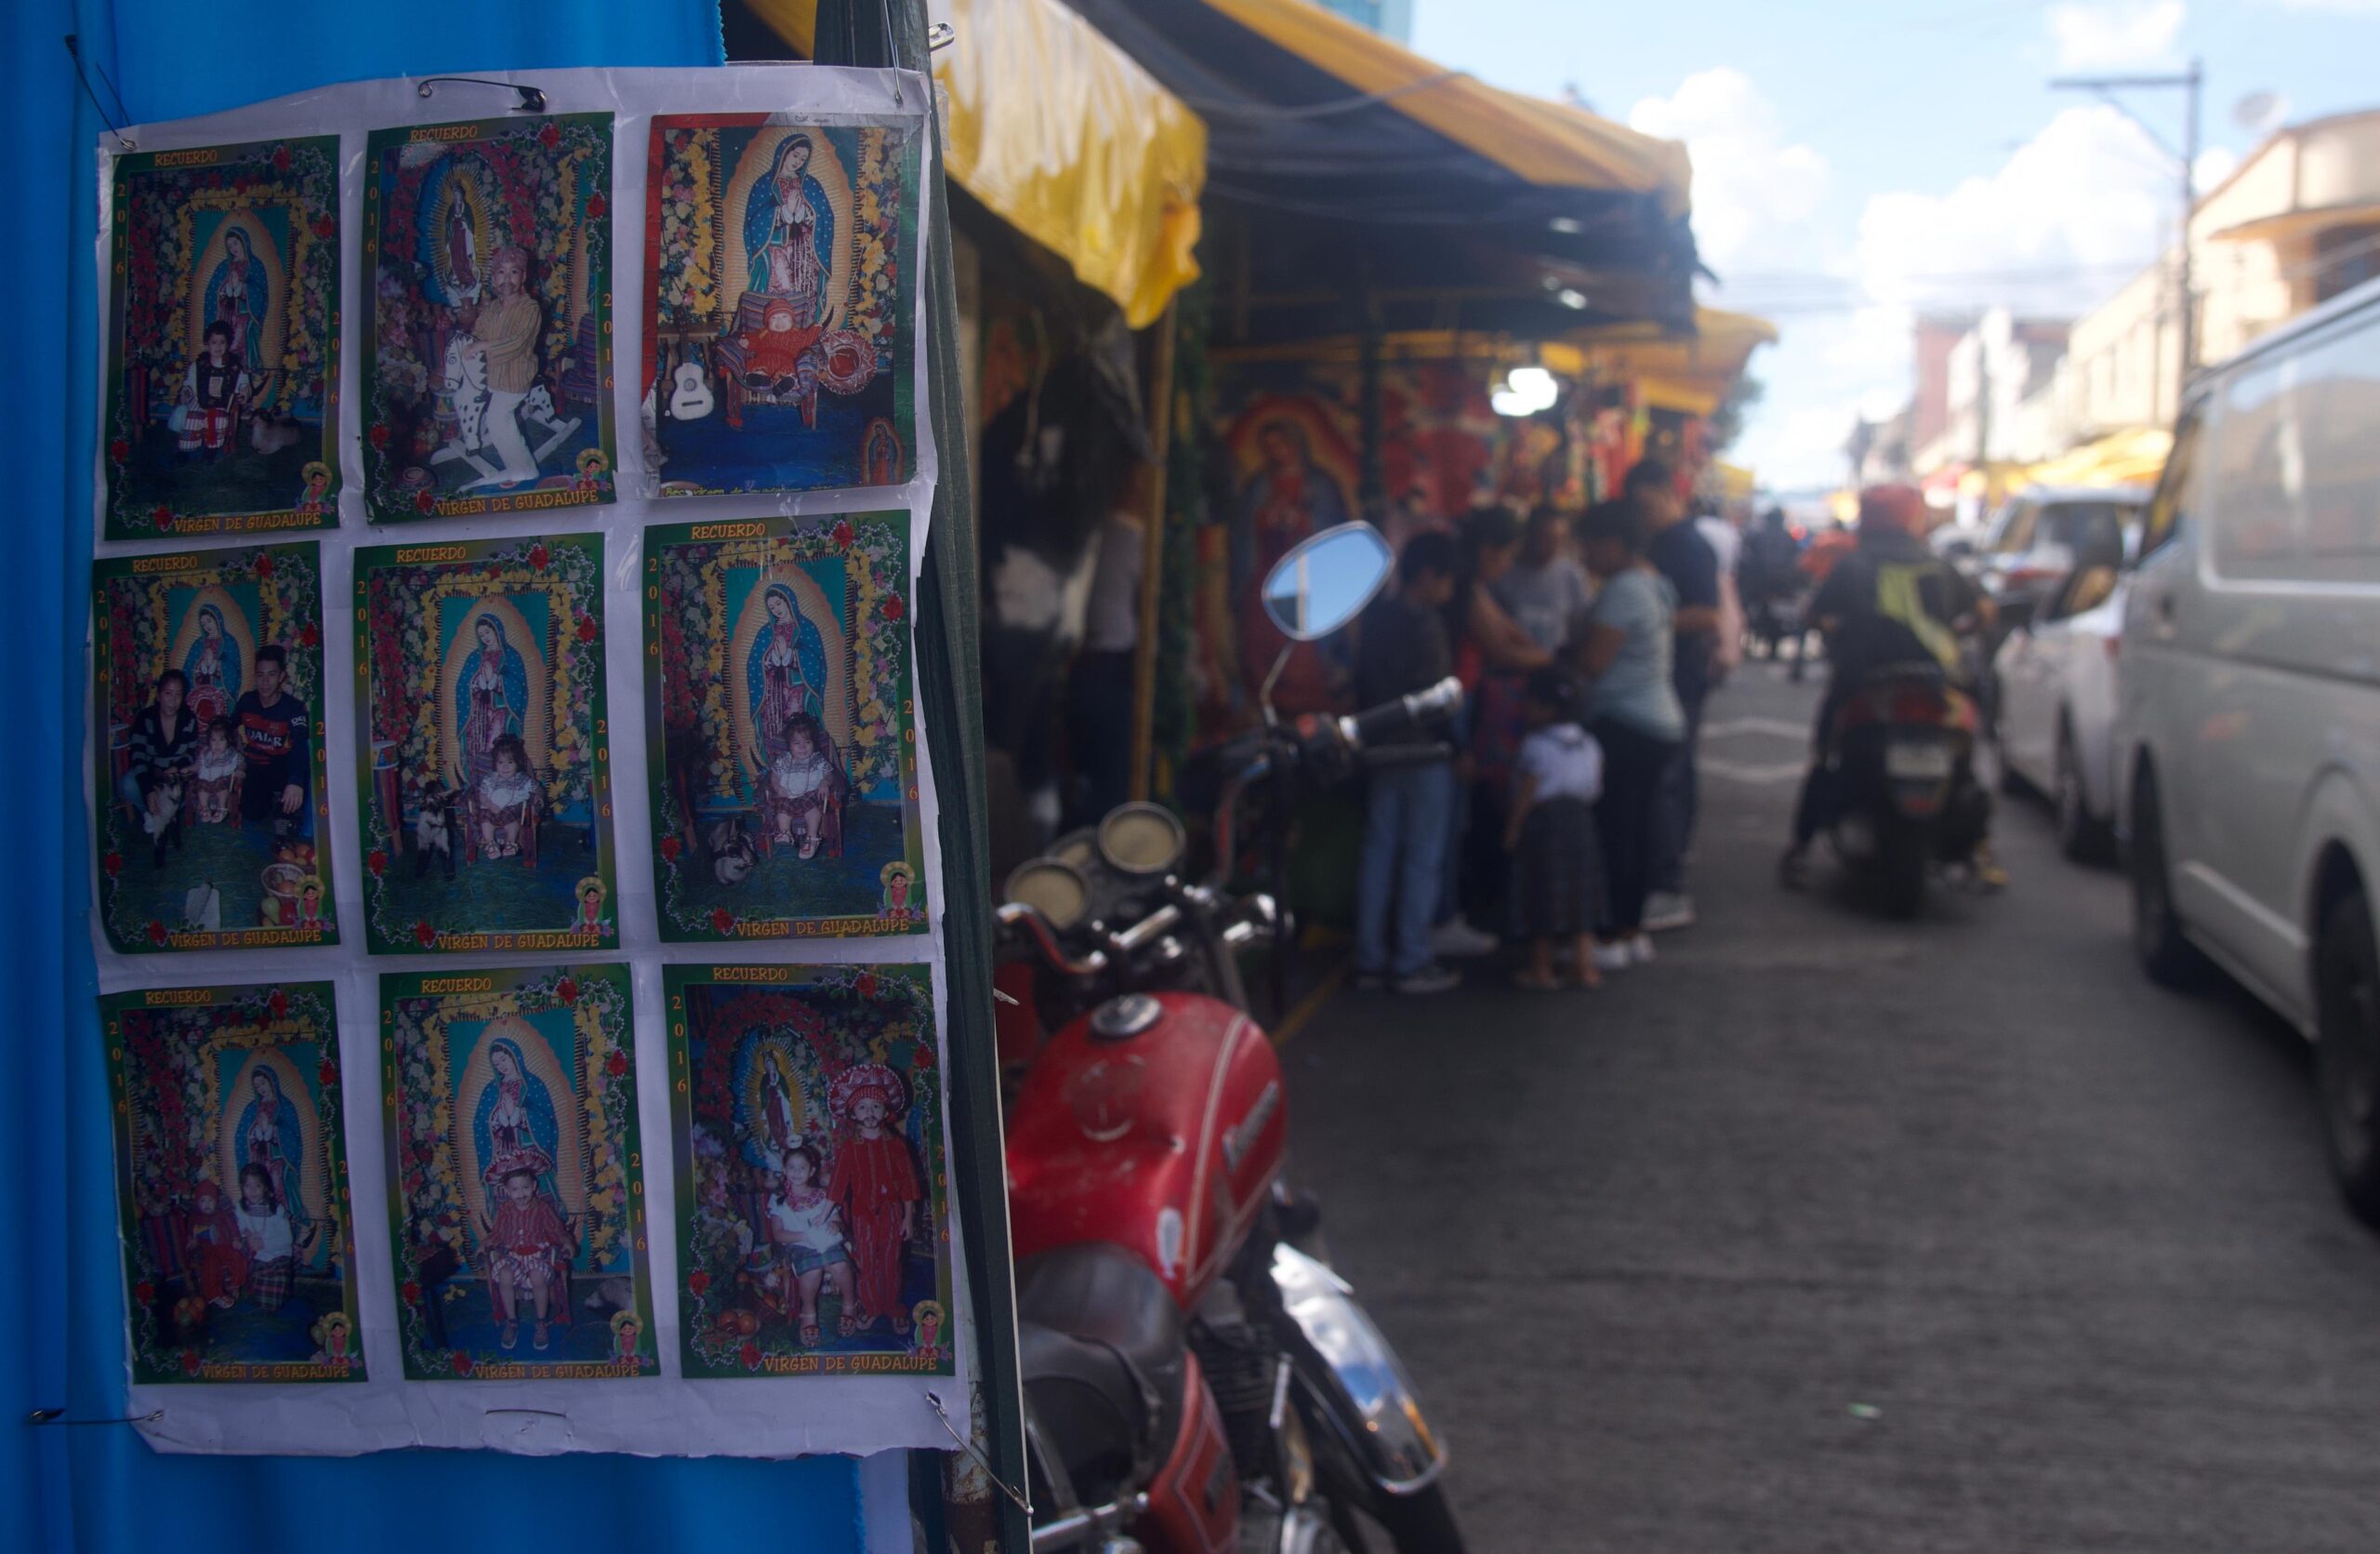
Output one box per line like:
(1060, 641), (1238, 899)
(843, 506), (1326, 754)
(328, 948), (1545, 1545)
(1703, 758), (1809, 785)
(1271, 959), (1353, 1048)
(1703, 716), (1813, 742)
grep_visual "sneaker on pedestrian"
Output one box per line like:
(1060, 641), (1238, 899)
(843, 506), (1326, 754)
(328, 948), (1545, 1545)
(1591, 943), (1633, 974)
(1643, 891), (1696, 932)
(1429, 918), (1501, 959)
(1628, 933), (1656, 965)
(1352, 968), (1387, 992)
(1392, 963), (1462, 996)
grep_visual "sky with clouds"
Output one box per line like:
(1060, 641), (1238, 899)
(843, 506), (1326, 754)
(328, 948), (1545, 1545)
(1409, 0), (2380, 489)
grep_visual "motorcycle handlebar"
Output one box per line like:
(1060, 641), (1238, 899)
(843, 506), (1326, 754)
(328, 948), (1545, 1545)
(1338, 677), (1463, 753)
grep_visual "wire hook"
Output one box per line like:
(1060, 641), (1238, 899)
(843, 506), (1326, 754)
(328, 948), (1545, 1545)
(925, 1389), (1032, 1516)
(418, 76), (547, 113)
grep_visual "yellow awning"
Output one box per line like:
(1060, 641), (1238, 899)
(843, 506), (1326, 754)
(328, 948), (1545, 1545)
(2017, 427), (2172, 490)
(1536, 306), (1775, 416)
(1715, 461), (1756, 500)
(1199, 0), (1691, 219)
(750, 0), (1208, 327)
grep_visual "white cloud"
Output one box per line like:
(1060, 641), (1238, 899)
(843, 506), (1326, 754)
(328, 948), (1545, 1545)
(1730, 106), (2179, 488)
(1627, 68), (1829, 274)
(1857, 105), (2169, 312)
(2048, 0), (2187, 70)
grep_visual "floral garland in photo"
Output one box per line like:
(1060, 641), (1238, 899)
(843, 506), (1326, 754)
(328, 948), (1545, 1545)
(106, 138), (339, 535)
(357, 536), (603, 944)
(388, 966), (639, 1378)
(653, 126), (721, 326)
(97, 544), (325, 946)
(847, 128), (907, 358)
(107, 985), (348, 1376)
(364, 115), (612, 511)
(678, 965), (942, 1373)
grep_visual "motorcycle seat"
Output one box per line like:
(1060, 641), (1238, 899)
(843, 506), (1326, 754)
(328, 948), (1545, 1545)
(1015, 1242), (1188, 1505)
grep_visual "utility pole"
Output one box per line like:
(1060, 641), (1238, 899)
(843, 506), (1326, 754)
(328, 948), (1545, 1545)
(2050, 59), (2204, 389)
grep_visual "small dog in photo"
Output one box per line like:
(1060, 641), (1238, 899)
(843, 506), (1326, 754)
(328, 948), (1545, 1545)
(708, 817), (756, 885)
(142, 777), (183, 840)
(247, 412), (305, 457)
(414, 784), (462, 879)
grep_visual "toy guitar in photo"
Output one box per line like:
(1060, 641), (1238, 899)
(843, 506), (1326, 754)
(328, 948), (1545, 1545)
(668, 360), (715, 420)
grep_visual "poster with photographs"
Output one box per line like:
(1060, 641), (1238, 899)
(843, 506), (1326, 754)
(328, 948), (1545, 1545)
(382, 964), (658, 1379)
(101, 982), (364, 1384)
(362, 113), (617, 522)
(643, 511), (926, 941)
(352, 534), (617, 954)
(92, 542), (336, 953)
(643, 115), (919, 496)
(103, 136), (341, 539)
(666, 963), (951, 1376)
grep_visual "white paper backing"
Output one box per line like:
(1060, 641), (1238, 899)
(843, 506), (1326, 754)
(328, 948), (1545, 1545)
(86, 64), (979, 1460)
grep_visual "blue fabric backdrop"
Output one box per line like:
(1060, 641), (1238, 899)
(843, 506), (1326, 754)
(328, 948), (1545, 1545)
(5, 5), (877, 1547)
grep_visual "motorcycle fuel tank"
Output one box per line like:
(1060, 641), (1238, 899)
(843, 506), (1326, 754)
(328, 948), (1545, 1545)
(1007, 991), (1289, 1309)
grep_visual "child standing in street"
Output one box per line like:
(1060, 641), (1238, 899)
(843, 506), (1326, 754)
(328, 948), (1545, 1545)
(1504, 667), (1606, 990)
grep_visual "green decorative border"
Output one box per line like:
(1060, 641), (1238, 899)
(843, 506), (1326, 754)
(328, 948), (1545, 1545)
(100, 982), (364, 1384)
(351, 532), (616, 953)
(663, 962), (952, 1377)
(104, 136), (342, 539)
(91, 541), (337, 953)
(380, 963), (658, 1380)
(361, 113), (618, 524)
(642, 510), (927, 941)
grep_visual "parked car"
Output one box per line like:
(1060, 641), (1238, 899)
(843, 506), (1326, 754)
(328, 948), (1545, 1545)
(1993, 545), (2129, 861)
(1969, 485), (2147, 634)
(2116, 276), (2380, 1222)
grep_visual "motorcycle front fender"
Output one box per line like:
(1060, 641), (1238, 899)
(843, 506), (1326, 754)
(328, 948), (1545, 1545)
(1268, 1242), (1448, 1496)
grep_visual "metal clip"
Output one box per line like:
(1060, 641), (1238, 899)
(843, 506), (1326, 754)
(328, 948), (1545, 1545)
(417, 76), (548, 113)
(28, 1406), (165, 1428)
(926, 1388), (1033, 1516)
(928, 21), (957, 51)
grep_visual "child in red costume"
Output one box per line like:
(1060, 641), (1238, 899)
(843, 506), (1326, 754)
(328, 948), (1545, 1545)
(183, 1176), (246, 1308)
(827, 1065), (920, 1336)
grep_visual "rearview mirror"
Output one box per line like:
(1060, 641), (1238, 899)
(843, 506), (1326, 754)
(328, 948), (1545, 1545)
(1261, 523), (1393, 642)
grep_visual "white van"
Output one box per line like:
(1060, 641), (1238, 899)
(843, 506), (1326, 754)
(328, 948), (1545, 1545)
(2117, 278), (2380, 1219)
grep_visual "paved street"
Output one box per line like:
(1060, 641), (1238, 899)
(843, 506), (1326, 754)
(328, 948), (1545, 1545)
(1287, 665), (2380, 1552)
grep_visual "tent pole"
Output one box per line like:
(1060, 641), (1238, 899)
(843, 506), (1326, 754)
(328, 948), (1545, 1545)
(1129, 300), (1178, 802)
(813, 6), (1031, 1550)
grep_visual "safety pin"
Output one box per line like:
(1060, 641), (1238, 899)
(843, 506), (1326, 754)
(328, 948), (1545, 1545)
(418, 76), (548, 113)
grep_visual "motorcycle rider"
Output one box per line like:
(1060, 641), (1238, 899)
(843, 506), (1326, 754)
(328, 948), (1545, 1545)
(1740, 506), (1806, 677)
(1778, 484), (2002, 890)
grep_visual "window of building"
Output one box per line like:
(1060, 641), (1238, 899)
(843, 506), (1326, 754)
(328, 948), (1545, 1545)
(2314, 224), (2380, 305)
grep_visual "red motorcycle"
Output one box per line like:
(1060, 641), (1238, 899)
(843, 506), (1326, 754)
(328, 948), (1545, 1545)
(996, 525), (1467, 1552)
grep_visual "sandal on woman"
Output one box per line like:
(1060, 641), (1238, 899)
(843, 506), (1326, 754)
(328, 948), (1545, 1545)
(840, 1308), (866, 1336)
(892, 1316), (913, 1337)
(800, 1318), (821, 1346)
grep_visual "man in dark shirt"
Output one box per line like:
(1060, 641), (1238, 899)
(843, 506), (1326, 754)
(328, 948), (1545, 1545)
(1631, 460), (1720, 931)
(234, 644), (311, 837)
(1782, 484), (1996, 886)
(1353, 531), (1461, 994)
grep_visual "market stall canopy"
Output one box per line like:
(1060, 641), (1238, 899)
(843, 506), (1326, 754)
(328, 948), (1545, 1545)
(2016, 427), (2172, 490)
(1065, 0), (1699, 345)
(747, 0), (1208, 327)
(1541, 307), (1778, 383)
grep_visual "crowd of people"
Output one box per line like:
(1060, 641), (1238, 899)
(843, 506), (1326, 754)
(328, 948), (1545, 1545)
(1352, 458), (1752, 995)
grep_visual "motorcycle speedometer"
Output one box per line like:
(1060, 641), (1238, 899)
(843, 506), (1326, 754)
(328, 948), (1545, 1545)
(1097, 802), (1186, 876)
(1003, 858), (1091, 930)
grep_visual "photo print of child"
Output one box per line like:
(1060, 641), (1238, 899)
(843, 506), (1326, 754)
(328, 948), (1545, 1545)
(354, 534), (616, 954)
(382, 964), (656, 1379)
(104, 137), (341, 538)
(92, 544), (336, 952)
(100, 982), (364, 1383)
(665, 963), (950, 1376)
(361, 113), (616, 522)
(644, 511), (925, 939)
